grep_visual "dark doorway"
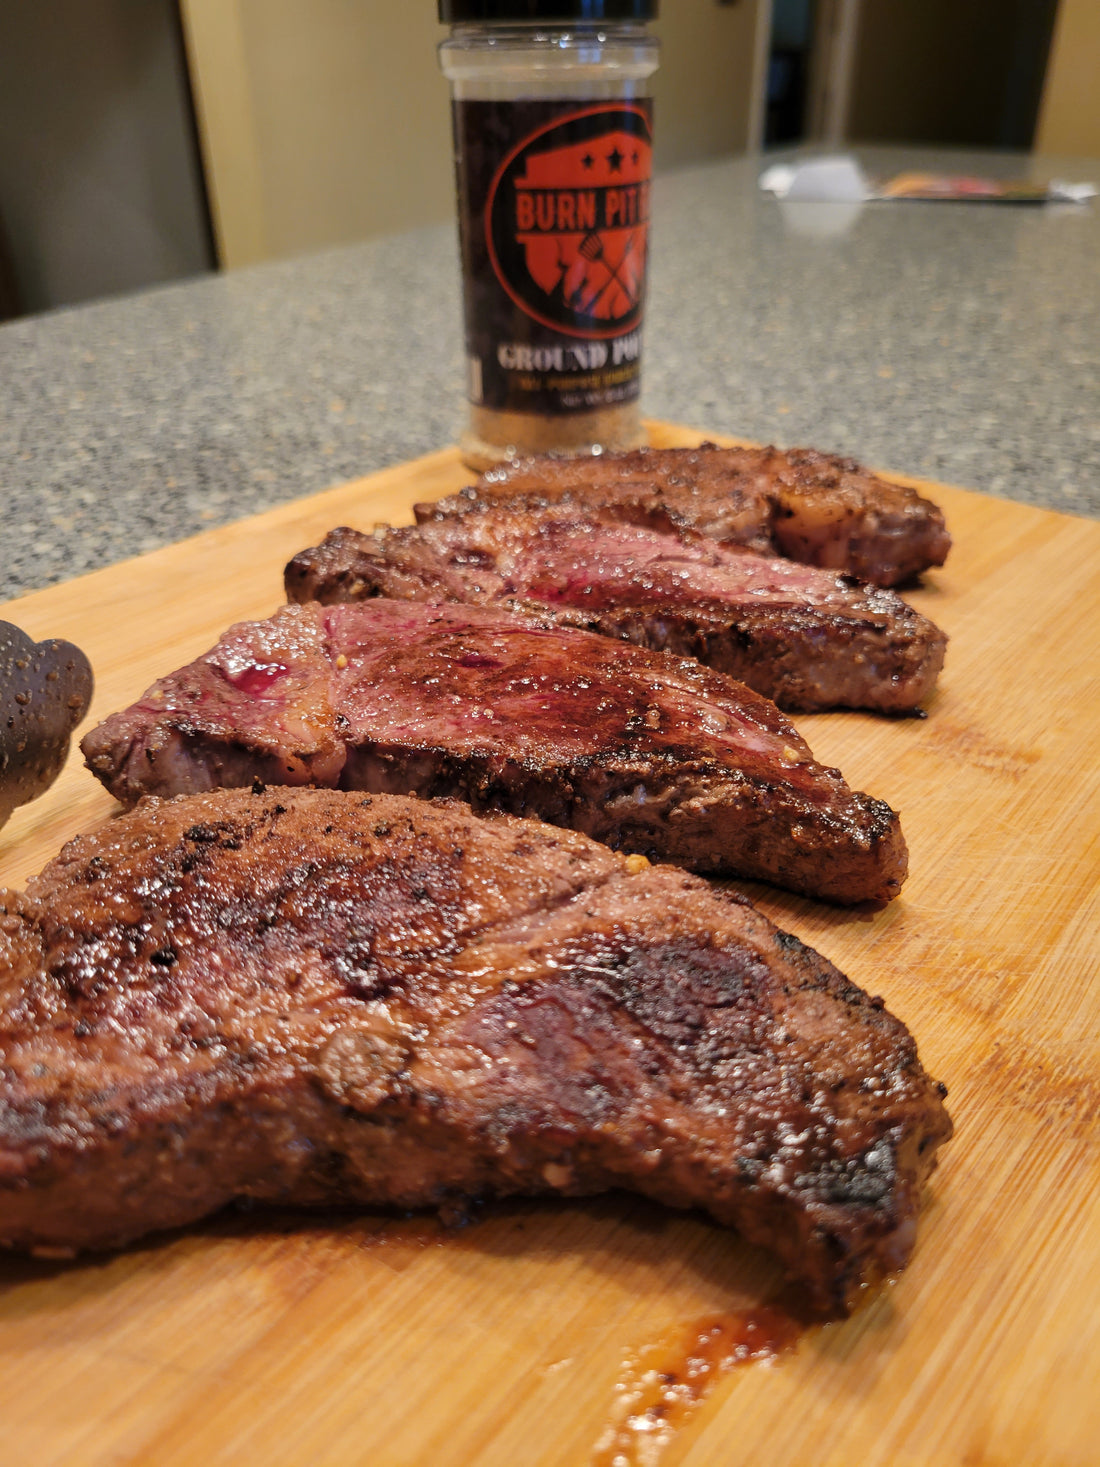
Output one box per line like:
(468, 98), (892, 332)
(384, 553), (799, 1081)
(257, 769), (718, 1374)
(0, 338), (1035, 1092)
(847, 0), (1061, 149)
(764, 0), (1061, 151)
(765, 0), (817, 146)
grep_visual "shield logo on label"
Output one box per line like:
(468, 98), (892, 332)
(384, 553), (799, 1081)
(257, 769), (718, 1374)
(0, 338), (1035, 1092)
(486, 104), (652, 341)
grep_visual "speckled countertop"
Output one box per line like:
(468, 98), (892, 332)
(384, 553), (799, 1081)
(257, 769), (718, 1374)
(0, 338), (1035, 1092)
(2, 146), (1098, 602)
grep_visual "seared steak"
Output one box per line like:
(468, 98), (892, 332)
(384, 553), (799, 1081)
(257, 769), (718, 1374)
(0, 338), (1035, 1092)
(417, 442), (951, 588)
(0, 787), (952, 1310)
(285, 511), (947, 714)
(81, 599), (907, 906)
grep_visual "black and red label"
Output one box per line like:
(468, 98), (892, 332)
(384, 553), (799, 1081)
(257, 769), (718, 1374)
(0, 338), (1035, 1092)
(453, 99), (653, 415)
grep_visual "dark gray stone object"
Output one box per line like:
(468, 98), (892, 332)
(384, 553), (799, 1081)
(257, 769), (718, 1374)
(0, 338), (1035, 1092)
(0, 621), (93, 829)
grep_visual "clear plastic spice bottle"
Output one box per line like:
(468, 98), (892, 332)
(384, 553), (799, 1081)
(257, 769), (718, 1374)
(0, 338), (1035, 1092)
(438, 1), (660, 471)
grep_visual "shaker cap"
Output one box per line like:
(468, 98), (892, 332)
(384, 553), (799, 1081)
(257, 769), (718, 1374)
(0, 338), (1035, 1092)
(440, 1), (657, 20)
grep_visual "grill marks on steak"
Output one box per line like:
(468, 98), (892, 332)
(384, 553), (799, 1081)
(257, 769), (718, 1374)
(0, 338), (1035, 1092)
(285, 511), (947, 714)
(0, 788), (952, 1310)
(80, 599), (907, 905)
(417, 442), (952, 588)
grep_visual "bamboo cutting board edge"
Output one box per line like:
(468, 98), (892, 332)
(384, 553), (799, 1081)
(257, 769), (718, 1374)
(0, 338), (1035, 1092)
(1, 423), (1098, 1467)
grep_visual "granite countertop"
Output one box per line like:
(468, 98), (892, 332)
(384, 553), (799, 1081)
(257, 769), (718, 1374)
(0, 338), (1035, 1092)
(2, 145), (1098, 602)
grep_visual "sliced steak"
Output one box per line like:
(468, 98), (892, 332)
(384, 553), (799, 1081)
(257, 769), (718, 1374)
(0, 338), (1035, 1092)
(417, 442), (951, 588)
(285, 511), (947, 714)
(81, 599), (907, 906)
(0, 787), (952, 1311)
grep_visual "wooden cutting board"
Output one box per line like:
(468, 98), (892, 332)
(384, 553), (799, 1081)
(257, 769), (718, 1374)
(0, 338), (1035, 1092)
(1, 423), (1097, 1467)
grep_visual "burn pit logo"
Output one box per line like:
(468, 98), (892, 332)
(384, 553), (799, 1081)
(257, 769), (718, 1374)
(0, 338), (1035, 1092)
(486, 104), (652, 341)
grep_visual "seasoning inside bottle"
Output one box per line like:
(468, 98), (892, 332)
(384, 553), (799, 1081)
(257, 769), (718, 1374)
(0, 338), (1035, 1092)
(438, 1), (660, 471)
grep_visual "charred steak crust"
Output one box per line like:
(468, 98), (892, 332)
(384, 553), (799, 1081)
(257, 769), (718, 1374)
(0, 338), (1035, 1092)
(80, 599), (908, 906)
(0, 788), (951, 1311)
(285, 512), (947, 714)
(415, 442), (952, 588)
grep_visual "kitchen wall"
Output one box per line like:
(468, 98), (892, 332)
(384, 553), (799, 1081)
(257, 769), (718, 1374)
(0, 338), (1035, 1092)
(1, 0), (764, 308)
(180, 0), (454, 269)
(3, 1), (1094, 318)
(652, 0), (763, 168)
(1035, 0), (1100, 155)
(182, 0), (765, 270)
(0, 0), (213, 315)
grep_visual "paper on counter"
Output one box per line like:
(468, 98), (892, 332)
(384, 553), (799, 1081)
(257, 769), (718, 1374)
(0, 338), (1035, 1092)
(760, 156), (1097, 206)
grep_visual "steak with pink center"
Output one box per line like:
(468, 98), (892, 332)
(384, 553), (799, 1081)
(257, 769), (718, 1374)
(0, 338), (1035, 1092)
(82, 599), (907, 905)
(285, 509), (946, 714)
(417, 441), (952, 588)
(516, 520), (866, 609)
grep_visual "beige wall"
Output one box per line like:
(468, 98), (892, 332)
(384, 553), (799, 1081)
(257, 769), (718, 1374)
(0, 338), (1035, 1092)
(0, 0), (212, 312)
(182, 1), (454, 268)
(1035, 0), (1100, 156)
(182, 0), (765, 270)
(652, 0), (763, 169)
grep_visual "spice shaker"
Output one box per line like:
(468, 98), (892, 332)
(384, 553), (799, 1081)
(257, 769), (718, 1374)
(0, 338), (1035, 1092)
(438, 1), (660, 471)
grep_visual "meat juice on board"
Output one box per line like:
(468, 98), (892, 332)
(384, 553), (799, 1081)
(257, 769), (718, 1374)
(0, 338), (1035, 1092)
(438, 1), (660, 469)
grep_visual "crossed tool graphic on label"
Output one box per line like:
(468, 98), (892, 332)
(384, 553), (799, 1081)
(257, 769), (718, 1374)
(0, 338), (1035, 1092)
(554, 231), (640, 319)
(577, 231), (638, 313)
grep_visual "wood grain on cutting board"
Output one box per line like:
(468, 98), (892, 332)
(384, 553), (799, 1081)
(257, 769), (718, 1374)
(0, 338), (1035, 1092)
(1, 423), (1097, 1467)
